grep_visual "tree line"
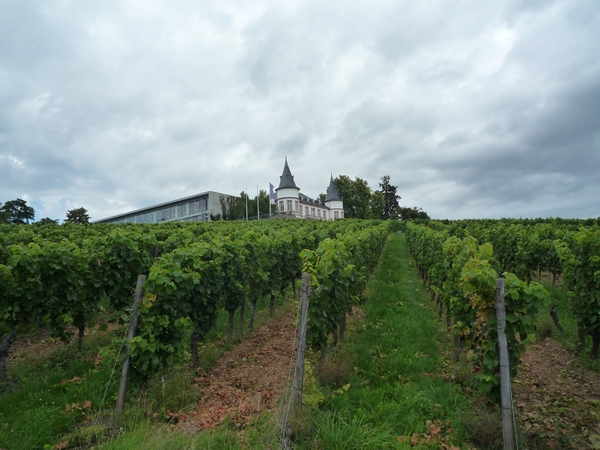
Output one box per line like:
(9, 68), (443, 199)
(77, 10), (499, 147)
(333, 175), (429, 220)
(215, 190), (275, 221)
(0, 199), (90, 225)
(2, 175), (429, 225)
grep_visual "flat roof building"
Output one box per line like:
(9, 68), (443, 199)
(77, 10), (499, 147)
(95, 191), (236, 224)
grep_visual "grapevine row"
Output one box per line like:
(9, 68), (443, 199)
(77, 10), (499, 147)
(405, 222), (549, 402)
(0, 219), (390, 381)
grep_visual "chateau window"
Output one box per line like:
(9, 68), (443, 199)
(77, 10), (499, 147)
(279, 201), (284, 211)
(305, 206), (309, 216)
(334, 211), (339, 219)
(311, 208), (315, 216)
(287, 200), (292, 212)
(317, 209), (321, 218)
(295, 201), (298, 211)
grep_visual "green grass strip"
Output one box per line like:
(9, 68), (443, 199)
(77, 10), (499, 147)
(297, 233), (473, 449)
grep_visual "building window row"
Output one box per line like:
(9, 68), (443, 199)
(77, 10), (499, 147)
(189, 198), (208, 214)
(277, 198), (344, 220)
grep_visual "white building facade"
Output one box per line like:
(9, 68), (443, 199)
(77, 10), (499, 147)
(275, 159), (344, 220)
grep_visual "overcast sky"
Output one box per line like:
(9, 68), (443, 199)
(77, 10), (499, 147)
(1, 0), (599, 221)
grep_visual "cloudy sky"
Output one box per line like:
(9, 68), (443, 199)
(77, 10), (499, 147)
(1, 0), (599, 221)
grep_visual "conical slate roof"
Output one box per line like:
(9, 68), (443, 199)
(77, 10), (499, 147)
(325, 175), (342, 202)
(277, 158), (299, 190)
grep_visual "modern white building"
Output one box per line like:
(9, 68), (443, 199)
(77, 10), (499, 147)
(275, 158), (344, 220)
(95, 191), (236, 224)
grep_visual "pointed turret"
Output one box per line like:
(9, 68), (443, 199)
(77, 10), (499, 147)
(277, 157), (299, 190)
(275, 158), (301, 217)
(325, 175), (342, 202)
(324, 173), (344, 219)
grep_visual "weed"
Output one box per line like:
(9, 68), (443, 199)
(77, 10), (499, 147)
(302, 359), (325, 407)
(196, 342), (224, 373)
(536, 315), (555, 340)
(316, 348), (354, 389)
(311, 412), (397, 450)
(53, 423), (110, 449)
(460, 403), (502, 449)
(447, 355), (474, 388)
(141, 366), (201, 414)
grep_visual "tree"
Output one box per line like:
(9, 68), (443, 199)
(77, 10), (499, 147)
(369, 190), (385, 219)
(333, 176), (373, 219)
(230, 190), (276, 220)
(65, 207), (90, 224)
(37, 217), (59, 225)
(0, 198), (35, 224)
(255, 189), (272, 219)
(237, 191), (249, 220)
(219, 195), (241, 221)
(398, 206), (430, 220)
(379, 175), (401, 220)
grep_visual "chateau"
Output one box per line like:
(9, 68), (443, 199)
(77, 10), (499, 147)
(275, 158), (344, 220)
(95, 158), (343, 223)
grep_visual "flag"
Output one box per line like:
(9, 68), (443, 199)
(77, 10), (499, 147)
(269, 182), (275, 204)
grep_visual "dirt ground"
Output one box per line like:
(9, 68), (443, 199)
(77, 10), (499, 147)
(176, 311), (600, 449)
(179, 309), (298, 431)
(513, 338), (600, 449)
(6, 306), (600, 449)
(7, 323), (122, 366)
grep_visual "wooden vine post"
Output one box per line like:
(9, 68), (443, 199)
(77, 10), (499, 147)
(115, 274), (146, 418)
(496, 278), (516, 450)
(293, 273), (310, 408)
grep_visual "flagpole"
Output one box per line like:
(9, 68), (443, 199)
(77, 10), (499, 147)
(269, 182), (275, 218)
(256, 185), (260, 220)
(245, 188), (248, 221)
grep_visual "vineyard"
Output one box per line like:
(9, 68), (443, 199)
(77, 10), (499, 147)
(0, 217), (599, 448)
(403, 218), (600, 365)
(0, 219), (389, 384)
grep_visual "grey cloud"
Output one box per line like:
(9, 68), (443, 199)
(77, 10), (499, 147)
(1, 0), (599, 221)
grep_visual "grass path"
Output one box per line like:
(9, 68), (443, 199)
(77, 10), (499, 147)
(295, 233), (475, 449)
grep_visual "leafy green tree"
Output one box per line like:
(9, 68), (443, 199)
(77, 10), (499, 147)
(0, 198), (35, 224)
(333, 176), (372, 219)
(219, 195), (241, 220)
(231, 190), (275, 220)
(0, 210), (10, 224)
(256, 189), (272, 219)
(37, 217), (59, 225)
(379, 175), (401, 220)
(399, 206), (430, 220)
(369, 190), (385, 219)
(64, 207), (90, 224)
